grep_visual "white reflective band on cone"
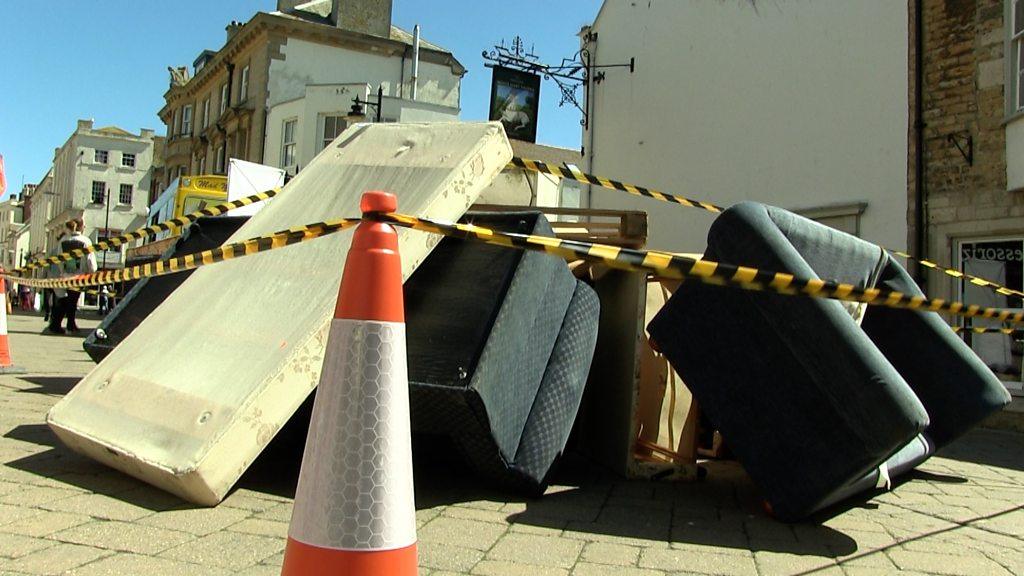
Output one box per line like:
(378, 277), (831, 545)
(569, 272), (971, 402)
(288, 318), (416, 551)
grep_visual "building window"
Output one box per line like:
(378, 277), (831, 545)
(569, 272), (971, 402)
(94, 150), (108, 164)
(215, 145), (226, 174)
(172, 109), (181, 137)
(956, 237), (1024, 394)
(282, 119), (297, 167)
(1015, 0), (1024, 111)
(91, 181), (106, 204)
(181, 104), (193, 135)
(202, 98), (210, 129)
(121, 153), (136, 168)
(119, 183), (133, 205)
(220, 83), (229, 115)
(239, 65), (250, 103)
(321, 115), (345, 151)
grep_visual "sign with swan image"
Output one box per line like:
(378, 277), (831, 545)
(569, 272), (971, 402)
(489, 66), (540, 143)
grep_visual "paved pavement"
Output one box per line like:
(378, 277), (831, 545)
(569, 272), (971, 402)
(0, 313), (1022, 575)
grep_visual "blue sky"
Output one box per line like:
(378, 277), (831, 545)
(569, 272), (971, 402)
(0, 0), (603, 198)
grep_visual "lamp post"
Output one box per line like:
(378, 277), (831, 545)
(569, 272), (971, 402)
(349, 85), (384, 123)
(101, 186), (111, 270)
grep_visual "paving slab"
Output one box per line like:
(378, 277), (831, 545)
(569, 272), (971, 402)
(1, 313), (1023, 575)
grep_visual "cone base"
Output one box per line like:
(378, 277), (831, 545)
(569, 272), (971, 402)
(0, 365), (26, 374)
(282, 537), (417, 575)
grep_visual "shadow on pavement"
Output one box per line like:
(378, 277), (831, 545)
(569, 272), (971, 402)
(12, 375), (81, 395)
(4, 424), (196, 512)
(411, 444), (859, 557)
(935, 428), (1024, 472)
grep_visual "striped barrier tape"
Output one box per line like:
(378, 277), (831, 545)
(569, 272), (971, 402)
(510, 157), (1022, 301)
(370, 211), (1024, 327)
(952, 326), (1022, 335)
(12, 188), (281, 276)
(6, 206), (1022, 329)
(885, 248), (1024, 298)
(3, 217), (360, 290)
(509, 157), (725, 213)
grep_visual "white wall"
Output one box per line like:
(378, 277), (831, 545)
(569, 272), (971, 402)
(586, 0), (909, 253)
(268, 38), (460, 109)
(265, 83), (460, 171)
(265, 83), (368, 171)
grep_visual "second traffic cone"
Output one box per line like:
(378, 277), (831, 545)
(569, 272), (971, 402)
(282, 191), (417, 575)
(0, 273), (26, 374)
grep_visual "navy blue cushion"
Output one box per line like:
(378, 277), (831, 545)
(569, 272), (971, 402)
(648, 202), (932, 520)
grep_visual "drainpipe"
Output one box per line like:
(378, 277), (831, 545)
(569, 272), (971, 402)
(914, 0), (927, 289)
(411, 25), (420, 101)
(584, 29), (597, 210)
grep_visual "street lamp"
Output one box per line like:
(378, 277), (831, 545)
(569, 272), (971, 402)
(101, 185), (112, 271)
(349, 85), (384, 123)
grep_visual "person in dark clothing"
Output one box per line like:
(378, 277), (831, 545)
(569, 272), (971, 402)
(45, 220), (97, 335)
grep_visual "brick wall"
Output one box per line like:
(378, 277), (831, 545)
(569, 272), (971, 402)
(917, 0), (1018, 298)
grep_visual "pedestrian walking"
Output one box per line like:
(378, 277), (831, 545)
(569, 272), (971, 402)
(45, 219), (97, 335)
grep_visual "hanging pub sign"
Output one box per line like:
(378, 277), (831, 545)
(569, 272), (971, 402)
(488, 66), (541, 143)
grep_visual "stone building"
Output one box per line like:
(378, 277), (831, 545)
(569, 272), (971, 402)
(0, 193), (25, 270)
(911, 0), (1024, 397)
(158, 0), (464, 188)
(48, 120), (157, 270)
(24, 172), (52, 272)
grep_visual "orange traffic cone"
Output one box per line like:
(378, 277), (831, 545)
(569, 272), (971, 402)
(282, 191), (417, 575)
(0, 273), (26, 374)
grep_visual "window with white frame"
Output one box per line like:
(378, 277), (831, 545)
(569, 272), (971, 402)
(172, 109), (180, 137)
(220, 83), (229, 115)
(1015, 0), (1024, 111)
(215, 145), (225, 174)
(956, 237), (1024, 394)
(239, 65), (250, 103)
(121, 152), (135, 168)
(118, 183), (133, 205)
(282, 119), (297, 167)
(94, 150), (108, 164)
(202, 98), (210, 129)
(91, 181), (106, 204)
(321, 115), (345, 151)
(181, 104), (193, 135)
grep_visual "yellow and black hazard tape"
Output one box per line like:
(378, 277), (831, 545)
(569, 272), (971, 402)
(886, 248), (1024, 298)
(12, 189), (281, 276)
(511, 157), (1022, 301)
(371, 211), (1024, 326)
(4, 217), (360, 290)
(509, 157), (724, 213)
(952, 326), (1023, 335)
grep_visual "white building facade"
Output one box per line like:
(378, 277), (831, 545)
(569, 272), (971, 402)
(25, 172), (53, 273)
(49, 120), (156, 269)
(0, 195), (24, 270)
(160, 0), (463, 186)
(581, 1), (910, 253)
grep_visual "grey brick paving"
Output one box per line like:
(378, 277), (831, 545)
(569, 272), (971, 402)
(1, 314), (1023, 575)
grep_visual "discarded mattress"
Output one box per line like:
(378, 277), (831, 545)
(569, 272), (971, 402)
(647, 202), (1010, 521)
(83, 216), (250, 363)
(405, 211), (600, 493)
(48, 122), (513, 505)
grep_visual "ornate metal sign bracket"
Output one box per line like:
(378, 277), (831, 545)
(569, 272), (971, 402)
(482, 35), (634, 128)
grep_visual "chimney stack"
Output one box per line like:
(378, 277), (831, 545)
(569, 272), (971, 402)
(226, 20), (242, 41)
(76, 119), (94, 132)
(276, 0), (304, 13)
(331, 0), (392, 38)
